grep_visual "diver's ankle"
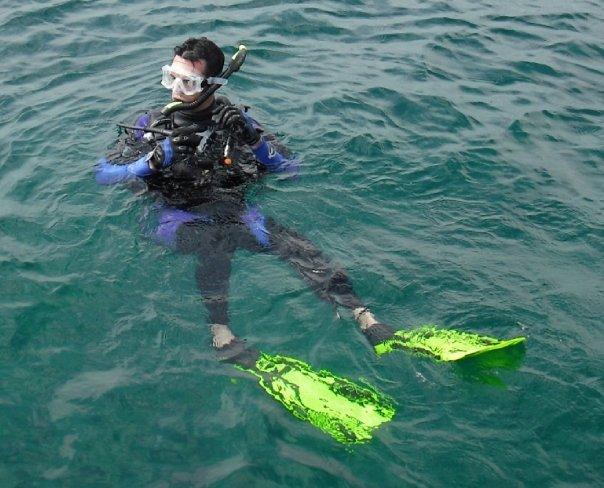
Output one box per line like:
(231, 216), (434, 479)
(353, 307), (379, 331)
(211, 323), (236, 349)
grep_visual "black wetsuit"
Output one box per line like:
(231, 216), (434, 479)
(96, 97), (363, 330)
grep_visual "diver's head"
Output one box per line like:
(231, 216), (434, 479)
(162, 37), (225, 103)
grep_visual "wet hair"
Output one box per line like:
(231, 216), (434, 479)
(173, 37), (225, 77)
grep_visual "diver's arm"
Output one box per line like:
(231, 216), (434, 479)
(213, 102), (300, 176)
(249, 136), (300, 175)
(243, 113), (300, 176)
(94, 109), (209, 185)
(94, 110), (173, 185)
(95, 138), (173, 185)
(95, 112), (155, 185)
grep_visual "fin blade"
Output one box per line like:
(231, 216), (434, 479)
(239, 353), (395, 444)
(375, 326), (526, 361)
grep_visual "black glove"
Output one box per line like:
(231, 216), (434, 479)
(212, 103), (260, 146)
(149, 125), (202, 171)
(170, 124), (203, 157)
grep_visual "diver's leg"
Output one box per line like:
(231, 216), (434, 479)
(239, 207), (392, 344)
(190, 222), (259, 367)
(266, 220), (366, 307)
(265, 220), (395, 344)
(154, 209), (237, 340)
(241, 208), (373, 315)
(150, 206), (259, 365)
(196, 253), (258, 367)
(195, 250), (258, 367)
(195, 249), (234, 337)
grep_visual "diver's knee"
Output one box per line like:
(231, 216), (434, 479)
(325, 270), (355, 295)
(242, 206), (270, 248)
(153, 208), (200, 249)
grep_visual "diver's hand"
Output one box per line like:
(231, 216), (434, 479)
(149, 126), (202, 170)
(149, 138), (172, 171)
(170, 125), (203, 156)
(212, 103), (260, 146)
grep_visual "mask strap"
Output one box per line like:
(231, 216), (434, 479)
(206, 77), (228, 86)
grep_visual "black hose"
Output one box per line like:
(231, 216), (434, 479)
(116, 124), (172, 136)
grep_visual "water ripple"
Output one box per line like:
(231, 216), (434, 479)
(1, 0), (602, 486)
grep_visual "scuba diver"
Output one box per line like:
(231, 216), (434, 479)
(95, 37), (525, 444)
(96, 37), (394, 365)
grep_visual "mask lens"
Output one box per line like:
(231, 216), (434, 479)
(161, 65), (176, 89)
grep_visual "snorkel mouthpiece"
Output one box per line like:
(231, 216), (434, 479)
(161, 44), (248, 117)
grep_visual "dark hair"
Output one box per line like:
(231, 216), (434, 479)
(173, 37), (225, 77)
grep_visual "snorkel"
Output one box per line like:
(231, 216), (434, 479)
(160, 44), (248, 118)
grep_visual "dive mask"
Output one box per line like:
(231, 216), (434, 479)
(161, 65), (228, 96)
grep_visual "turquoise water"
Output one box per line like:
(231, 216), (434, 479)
(1, 0), (603, 485)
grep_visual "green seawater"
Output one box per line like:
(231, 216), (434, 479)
(1, 0), (602, 486)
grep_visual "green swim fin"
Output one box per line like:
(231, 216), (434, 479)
(368, 324), (526, 361)
(233, 351), (395, 444)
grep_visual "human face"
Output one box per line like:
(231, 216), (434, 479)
(166, 55), (207, 102)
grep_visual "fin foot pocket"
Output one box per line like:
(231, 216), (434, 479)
(218, 339), (260, 368)
(363, 323), (396, 346)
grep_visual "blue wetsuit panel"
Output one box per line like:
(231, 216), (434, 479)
(95, 155), (152, 184)
(241, 206), (270, 247)
(133, 113), (151, 141)
(252, 139), (300, 175)
(243, 112), (300, 176)
(154, 207), (203, 248)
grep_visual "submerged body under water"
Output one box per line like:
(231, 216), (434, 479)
(1, 0), (602, 486)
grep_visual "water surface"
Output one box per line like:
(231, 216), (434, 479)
(1, 0), (602, 486)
